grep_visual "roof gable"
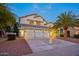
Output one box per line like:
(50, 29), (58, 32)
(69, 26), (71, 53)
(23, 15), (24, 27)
(20, 13), (46, 22)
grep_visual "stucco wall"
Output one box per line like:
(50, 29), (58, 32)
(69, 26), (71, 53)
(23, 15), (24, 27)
(58, 27), (79, 37)
(20, 15), (45, 25)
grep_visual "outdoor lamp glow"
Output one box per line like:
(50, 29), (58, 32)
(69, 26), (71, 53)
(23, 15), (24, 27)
(19, 30), (24, 37)
(49, 29), (57, 44)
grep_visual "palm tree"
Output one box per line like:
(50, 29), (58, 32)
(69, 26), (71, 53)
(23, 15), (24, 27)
(54, 11), (79, 39)
(73, 19), (79, 27)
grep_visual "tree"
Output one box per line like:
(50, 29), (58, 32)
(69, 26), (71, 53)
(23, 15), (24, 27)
(0, 3), (16, 37)
(13, 22), (19, 36)
(54, 11), (79, 39)
(0, 3), (16, 30)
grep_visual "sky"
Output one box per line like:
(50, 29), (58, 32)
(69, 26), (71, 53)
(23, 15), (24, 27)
(8, 3), (79, 22)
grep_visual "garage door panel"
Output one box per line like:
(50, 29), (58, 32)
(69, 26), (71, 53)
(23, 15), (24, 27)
(25, 29), (49, 40)
(35, 30), (44, 39)
(44, 32), (49, 39)
(25, 30), (34, 40)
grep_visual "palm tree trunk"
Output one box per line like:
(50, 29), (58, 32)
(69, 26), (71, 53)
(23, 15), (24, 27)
(64, 29), (68, 40)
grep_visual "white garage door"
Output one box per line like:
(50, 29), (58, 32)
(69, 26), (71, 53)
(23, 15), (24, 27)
(24, 30), (49, 40)
(35, 30), (44, 39)
(25, 30), (34, 40)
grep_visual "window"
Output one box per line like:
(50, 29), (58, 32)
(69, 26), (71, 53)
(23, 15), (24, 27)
(49, 23), (53, 27)
(45, 30), (48, 32)
(34, 30), (36, 32)
(60, 29), (63, 34)
(75, 31), (79, 34)
(36, 21), (41, 26)
(29, 21), (34, 25)
(40, 30), (44, 32)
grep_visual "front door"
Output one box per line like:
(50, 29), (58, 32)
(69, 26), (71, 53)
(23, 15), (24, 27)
(67, 31), (70, 37)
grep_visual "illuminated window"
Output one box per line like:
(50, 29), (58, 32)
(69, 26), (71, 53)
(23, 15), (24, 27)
(49, 24), (53, 27)
(44, 22), (46, 25)
(29, 21), (34, 25)
(60, 29), (63, 34)
(36, 21), (41, 26)
(34, 30), (36, 32)
(40, 30), (44, 32)
(45, 30), (48, 32)
(75, 31), (79, 34)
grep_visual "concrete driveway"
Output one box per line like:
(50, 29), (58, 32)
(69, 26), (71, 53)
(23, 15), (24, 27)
(25, 38), (79, 56)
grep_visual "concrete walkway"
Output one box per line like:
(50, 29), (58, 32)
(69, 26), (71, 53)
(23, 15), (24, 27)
(25, 38), (79, 56)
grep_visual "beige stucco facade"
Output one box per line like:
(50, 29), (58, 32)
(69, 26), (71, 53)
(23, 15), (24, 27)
(58, 27), (79, 37)
(19, 14), (54, 42)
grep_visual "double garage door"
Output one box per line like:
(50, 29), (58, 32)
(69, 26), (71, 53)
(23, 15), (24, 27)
(24, 30), (49, 40)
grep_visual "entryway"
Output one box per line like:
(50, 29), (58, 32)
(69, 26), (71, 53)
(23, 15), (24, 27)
(67, 31), (70, 37)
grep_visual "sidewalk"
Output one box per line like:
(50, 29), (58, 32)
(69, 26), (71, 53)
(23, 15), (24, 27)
(62, 38), (79, 44)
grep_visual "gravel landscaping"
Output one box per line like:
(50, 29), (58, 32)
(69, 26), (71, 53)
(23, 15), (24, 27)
(0, 37), (32, 56)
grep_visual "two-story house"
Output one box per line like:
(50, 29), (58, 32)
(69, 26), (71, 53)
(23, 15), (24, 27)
(19, 14), (53, 40)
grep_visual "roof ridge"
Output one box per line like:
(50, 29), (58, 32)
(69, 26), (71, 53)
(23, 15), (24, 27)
(20, 13), (48, 23)
(20, 13), (39, 18)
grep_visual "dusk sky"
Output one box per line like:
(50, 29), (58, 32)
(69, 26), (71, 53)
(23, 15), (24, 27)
(8, 3), (79, 22)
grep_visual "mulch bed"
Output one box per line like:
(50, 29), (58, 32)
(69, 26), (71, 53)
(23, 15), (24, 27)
(0, 37), (32, 56)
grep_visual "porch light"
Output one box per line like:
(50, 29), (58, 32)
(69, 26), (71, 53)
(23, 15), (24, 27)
(19, 30), (25, 37)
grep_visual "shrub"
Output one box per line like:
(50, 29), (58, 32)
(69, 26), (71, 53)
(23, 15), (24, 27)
(60, 34), (64, 37)
(13, 23), (19, 36)
(74, 34), (79, 39)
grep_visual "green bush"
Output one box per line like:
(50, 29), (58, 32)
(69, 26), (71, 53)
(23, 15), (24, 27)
(13, 22), (19, 36)
(74, 34), (79, 39)
(60, 34), (64, 37)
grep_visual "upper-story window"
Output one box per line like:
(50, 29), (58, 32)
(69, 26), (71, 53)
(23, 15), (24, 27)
(60, 29), (63, 34)
(36, 21), (41, 26)
(49, 23), (53, 27)
(29, 20), (34, 25)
